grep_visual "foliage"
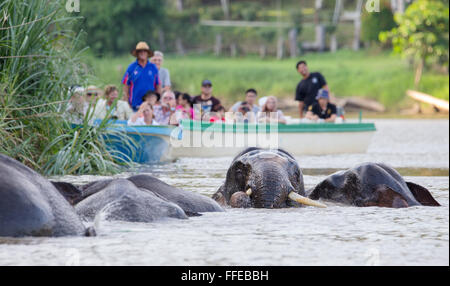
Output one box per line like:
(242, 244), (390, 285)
(77, 0), (166, 56)
(0, 0), (136, 175)
(379, 0), (449, 86)
(40, 102), (137, 176)
(361, 0), (396, 44)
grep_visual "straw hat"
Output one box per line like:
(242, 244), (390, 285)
(85, 85), (102, 97)
(131, 41), (154, 58)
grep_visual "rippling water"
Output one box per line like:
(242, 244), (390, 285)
(0, 119), (448, 266)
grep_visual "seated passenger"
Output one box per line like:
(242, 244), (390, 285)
(208, 105), (226, 123)
(66, 86), (88, 124)
(305, 89), (337, 123)
(230, 89), (260, 114)
(93, 85), (134, 120)
(176, 93), (194, 120)
(193, 80), (222, 120)
(142, 91), (161, 107)
(153, 90), (178, 125)
(258, 96), (287, 124)
(128, 102), (159, 126)
(85, 85), (101, 106)
(234, 101), (256, 124)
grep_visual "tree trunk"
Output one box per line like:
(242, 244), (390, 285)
(214, 34), (222, 56)
(175, 0), (185, 55)
(353, 0), (363, 51)
(221, 0), (230, 20)
(316, 25), (326, 52)
(288, 28), (298, 58)
(176, 0), (183, 12)
(230, 43), (237, 57)
(330, 34), (338, 53)
(157, 29), (166, 51)
(414, 59), (424, 89)
(176, 38), (185, 55)
(259, 45), (267, 59)
(277, 35), (284, 60)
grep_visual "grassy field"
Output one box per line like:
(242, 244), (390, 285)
(86, 50), (449, 111)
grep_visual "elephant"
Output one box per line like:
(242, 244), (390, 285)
(54, 174), (224, 223)
(75, 179), (189, 222)
(212, 148), (326, 209)
(308, 162), (441, 208)
(0, 154), (94, 237)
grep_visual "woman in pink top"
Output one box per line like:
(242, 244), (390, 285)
(176, 93), (194, 120)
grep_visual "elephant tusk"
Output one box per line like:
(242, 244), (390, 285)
(246, 188), (252, 196)
(288, 192), (327, 208)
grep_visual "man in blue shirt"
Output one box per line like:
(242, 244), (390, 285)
(122, 42), (162, 111)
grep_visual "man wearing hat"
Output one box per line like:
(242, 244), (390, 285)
(122, 42), (162, 111)
(192, 80), (222, 119)
(305, 89), (337, 123)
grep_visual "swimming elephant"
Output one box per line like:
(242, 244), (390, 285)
(308, 163), (441, 208)
(75, 179), (189, 222)
(0, 154), (94, 237)
(212, 148), (326, 209)
(60, 174), (223, 223)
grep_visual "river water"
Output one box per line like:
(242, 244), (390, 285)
(0, 119), (448, 266)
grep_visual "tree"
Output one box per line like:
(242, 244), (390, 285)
(380, 0), (449, 88)
(361, 0), (396, 46)
(78, 0), (166, 56)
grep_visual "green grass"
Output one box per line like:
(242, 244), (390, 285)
(0, 0), (136, 175)
(86, 50), (449, 110)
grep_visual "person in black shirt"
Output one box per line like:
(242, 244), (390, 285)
(295, 60), (329, 118)
(306, 89), (337, 123)
(193, 80), (221, 111)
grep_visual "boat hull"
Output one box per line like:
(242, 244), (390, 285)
(170, 130), (374, 157)
(104, 120), (376, 163)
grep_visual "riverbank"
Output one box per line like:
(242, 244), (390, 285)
(86, 50), (449, 111)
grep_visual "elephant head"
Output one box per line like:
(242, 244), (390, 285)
(213, 148), (326, 209)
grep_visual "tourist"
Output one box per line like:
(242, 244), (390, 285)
(122, 41), (161, 111)
(85, 85), (101, 106)
(128, 102), (159, 126)
(230, 89), (260, 114)
(235, 101), (256, 123)
(142, 91), (161, 107)
(66, 86), (88, 124)
(154, 90), (178, 125)
(176, 93), (194, 120)
(258, 96), (287, 124)
(192, 80), (222, 120)
(93, 85), (133, 120)
(150, 51), (172, 92)
(208, 105), (226, 123)
(174, 90), (183, 105)
(305, 89), (337, 123)
(295, 60), (329, 118)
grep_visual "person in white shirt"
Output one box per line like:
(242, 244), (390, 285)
(128, 102), (159, 126)
(150, 51), (172, 92)
(94, 85), (133, 120)
(66, 86), (88, 124)
(258, 96), (287, 124)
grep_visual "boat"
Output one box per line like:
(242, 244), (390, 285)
(103, 119), (376, 163)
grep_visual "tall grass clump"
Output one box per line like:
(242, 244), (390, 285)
(0, 0), (136, 175)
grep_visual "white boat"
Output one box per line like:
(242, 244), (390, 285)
(103, 119), (376, 162)
(169, 120), (376, 158)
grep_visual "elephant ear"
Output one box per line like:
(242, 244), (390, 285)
(406, 182), (441, 207)
(51, 182), (83, 206)
(223, 160), (251, 200)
